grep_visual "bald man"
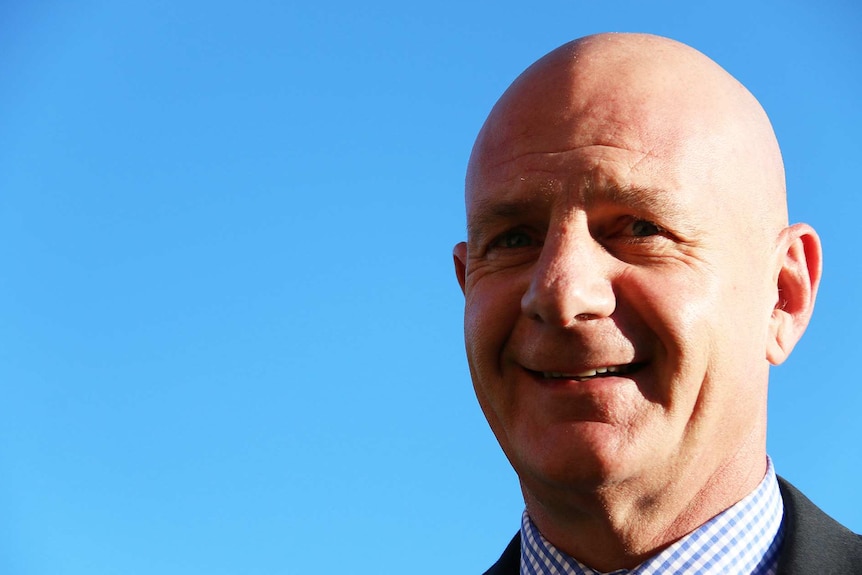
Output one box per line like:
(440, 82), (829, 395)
(453, 33), (862, 574)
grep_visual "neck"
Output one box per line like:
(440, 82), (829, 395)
(522, 440), (767, 571)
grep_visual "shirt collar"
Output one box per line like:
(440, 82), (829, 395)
(520, 458), (785, 575)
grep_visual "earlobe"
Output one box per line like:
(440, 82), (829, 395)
(766, 223), (822, 365)
(454, 242), (468, 295)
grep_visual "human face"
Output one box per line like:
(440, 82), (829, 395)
(454, 69), (780, 500)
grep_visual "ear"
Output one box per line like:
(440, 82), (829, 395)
(766, 223), (822, 365)
(453, 242), (468, 294)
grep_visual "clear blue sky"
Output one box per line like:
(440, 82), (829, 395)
(0, 1), (859, 573)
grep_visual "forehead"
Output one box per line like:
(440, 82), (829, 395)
(466, 137), (693, 225)
(466, 73), (708, 217)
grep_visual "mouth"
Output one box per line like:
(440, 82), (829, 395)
(530, 362), (644, 382)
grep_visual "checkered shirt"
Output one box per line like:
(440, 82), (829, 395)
(520, 459), (785, 574)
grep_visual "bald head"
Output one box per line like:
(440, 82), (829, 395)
(468, 33), (787, 240)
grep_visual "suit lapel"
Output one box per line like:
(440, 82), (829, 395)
(776, 477), (862, 574)
(482, 533), (520, 575)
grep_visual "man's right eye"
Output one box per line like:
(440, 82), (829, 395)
(491, 230), (536, 249)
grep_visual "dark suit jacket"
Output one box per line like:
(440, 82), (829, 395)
(483, 478), (862, 574)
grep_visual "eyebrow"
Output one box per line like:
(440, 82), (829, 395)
(592, 183), (686, 219)
(466, 196), (549, 242)
(465, 181), (695, 245)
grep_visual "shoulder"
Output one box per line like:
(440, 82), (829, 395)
(482, 533), (520, 575)
(777, 477), (862, 574)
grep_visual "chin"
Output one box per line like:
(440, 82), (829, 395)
(510, 421), (643, 493)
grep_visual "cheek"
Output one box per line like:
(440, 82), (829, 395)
(618, 267), (721, 401)
(464, 277), (525, 361)
(622, 264), (771, 413)
(621, 266), (716, 350)
(463, 277), (526, 423)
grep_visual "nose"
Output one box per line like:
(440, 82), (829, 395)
(521, 224), (616, 327)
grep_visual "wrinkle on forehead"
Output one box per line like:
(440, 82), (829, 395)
(468, 143), (669, 221)
(472, 143), (661, 192)
(479, 145), (660, 176)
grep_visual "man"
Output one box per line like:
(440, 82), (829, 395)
(453, 33), (861, 574)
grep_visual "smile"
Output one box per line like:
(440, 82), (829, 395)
(538, 363), (640, 381)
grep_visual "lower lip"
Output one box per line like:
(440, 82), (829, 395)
(521, 366), (648, 424)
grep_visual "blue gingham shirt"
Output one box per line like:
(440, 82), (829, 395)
(521, 459), (785, 574)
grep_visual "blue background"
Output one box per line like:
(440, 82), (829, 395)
(1, 1), (859, 573)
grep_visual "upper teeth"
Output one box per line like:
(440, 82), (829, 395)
(544, 366), (623, 378)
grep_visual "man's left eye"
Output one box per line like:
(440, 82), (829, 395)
(629, 219), (663, 237)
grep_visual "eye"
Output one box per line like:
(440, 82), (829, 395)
(491, 230), (537, 249)
(628, 219), (664, 237)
